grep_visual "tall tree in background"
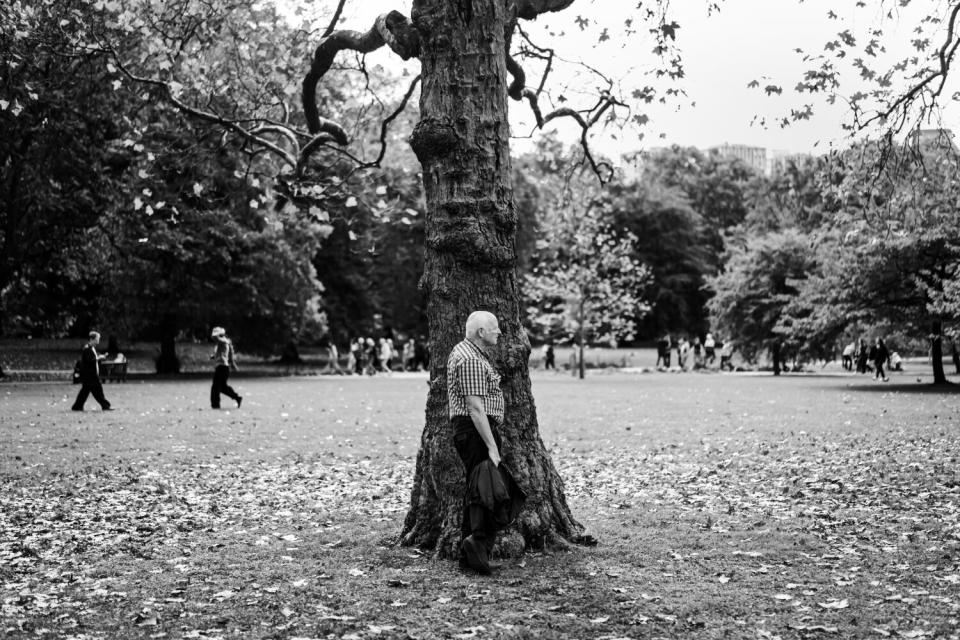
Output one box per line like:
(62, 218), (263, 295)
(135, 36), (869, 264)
(602, 180), (713, 338)
(98, 112), (328, 371)
(708, 229), (818, 375)
(638, 146), (754, 270)
(0, 2), (134, 336)
(525, 186), (651, 379)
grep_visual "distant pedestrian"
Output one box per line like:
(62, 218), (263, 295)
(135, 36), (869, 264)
(210, 327), (242, 409)
(871, 337), (890, 382)
(322, 340), (344, 375)
(544, 343), (556, 370)
(402, 338), (416, 371)
(379, 338), (393, 373)
(656, 334), (672, 370)
(855, 338), (870, 374)
(677, 337), (690, 370)
(719, 340), (735, 371)
(704, 333), (716, 367)
(841, 341), (855, 371)
(345, 339), (357, 374)
(692, 336), (703, 369)
(71, 331), (112, 412)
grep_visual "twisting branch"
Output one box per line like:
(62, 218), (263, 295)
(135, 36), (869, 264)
(522, 88), (621, 182)
(370, 74), (422, 167)
(100, 43), (299, 170)
(507, 13), (622, 183)
(302, 10), (420, 136)
(861, 1), (960, 130)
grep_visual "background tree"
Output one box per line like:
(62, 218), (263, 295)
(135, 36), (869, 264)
(708, 229), (818, 375)
(638, 146), (755, 269)
(96, 111), (328, 371)
(777, 140), (960, 383)
(0, 1), (134, 336)
(601, 179), (713, 339)
(525, 186), (651, 379)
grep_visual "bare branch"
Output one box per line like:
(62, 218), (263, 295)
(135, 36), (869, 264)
(861, 2), (960, 130)
(522, 89), (618, 183)
(302, 10), (420, 135)
(371, 74), (421, 167)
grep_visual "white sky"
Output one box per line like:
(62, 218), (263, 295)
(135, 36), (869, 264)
(279, 0), (960, 159)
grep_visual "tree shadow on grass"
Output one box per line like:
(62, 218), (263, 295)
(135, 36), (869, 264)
(843, 381), (960, 394)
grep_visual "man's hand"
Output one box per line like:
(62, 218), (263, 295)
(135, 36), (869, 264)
(488, 447), (501, 467)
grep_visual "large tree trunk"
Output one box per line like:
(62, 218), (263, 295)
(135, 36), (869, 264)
(931, 320), (947, 385)
(401, 0), (585, 558)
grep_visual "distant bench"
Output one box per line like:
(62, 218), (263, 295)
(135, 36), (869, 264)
(100, 360), (128, 383)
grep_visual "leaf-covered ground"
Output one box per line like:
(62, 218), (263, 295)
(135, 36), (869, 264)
(2, 368), (959, 639)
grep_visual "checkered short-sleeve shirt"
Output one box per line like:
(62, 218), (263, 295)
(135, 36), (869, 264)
(447, 338), (504, 420)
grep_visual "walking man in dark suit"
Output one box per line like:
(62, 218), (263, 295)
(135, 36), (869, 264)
(72, 331), (112, 411)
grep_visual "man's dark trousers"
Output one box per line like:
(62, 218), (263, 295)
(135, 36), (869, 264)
(211, 365), (240, 408)
(452, 415), (503, 554)
(72, 376), (110, 410)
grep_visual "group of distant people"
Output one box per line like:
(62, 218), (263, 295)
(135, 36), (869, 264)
(321, 336), (429, 376)
(656, 332), (735, 372)
(841, 337), (898, 381)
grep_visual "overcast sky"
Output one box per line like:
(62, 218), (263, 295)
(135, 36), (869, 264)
(280, 0), (958, 159)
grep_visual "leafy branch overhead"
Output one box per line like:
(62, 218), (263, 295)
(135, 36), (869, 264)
(748, 0), (960, 144)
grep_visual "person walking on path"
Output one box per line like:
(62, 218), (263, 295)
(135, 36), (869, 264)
(447, 310), (522, 575)
(210, 327), (242, 408)
(871, 337), (890, 382)
(72, 331), (112, 411)
(544, 343), (556, 370)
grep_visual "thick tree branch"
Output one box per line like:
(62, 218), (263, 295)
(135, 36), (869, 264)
(516, 0), (577, 20)
(302, 10), (420, 136)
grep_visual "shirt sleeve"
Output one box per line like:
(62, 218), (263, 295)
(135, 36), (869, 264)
(456, 359), (488, 398)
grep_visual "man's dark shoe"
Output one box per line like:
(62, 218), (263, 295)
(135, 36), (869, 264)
(71, 407), (83, 412)
(236, 396), (243, 408)
(460, 536), (491, 575)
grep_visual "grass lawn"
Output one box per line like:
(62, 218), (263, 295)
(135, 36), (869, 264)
(2, 366), (959, 639)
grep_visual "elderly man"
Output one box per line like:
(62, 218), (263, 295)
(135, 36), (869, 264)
(71, 331), (113, 411)
(447, 310), (507, 574)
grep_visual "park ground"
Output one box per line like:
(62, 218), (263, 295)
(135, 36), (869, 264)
(2, 366), (960, 639)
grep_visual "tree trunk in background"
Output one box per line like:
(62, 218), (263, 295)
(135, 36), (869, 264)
(931, 320), (947, 385)
(772, 341), (782, 376)
(578, 298), (585, 380)
(155, 314), (181, 374)
(400, 0), (586, 558)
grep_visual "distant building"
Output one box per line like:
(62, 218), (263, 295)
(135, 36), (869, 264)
(709, 143), (809, 177)
(905, 128), (956, 151)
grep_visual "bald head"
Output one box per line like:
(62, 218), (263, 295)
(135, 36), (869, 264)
(465, 311), (502, 349)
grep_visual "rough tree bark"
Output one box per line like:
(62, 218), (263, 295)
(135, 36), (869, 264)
(399, 0), (586, 557)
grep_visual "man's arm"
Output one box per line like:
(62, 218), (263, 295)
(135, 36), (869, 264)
(465, 395), (500, 467)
